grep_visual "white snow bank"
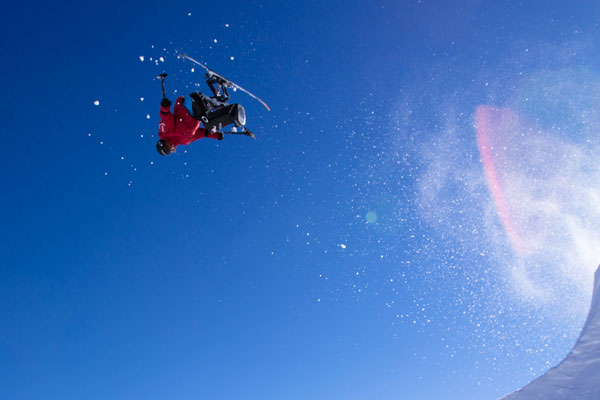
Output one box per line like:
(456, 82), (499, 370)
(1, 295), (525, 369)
(502, 265), (600, 399)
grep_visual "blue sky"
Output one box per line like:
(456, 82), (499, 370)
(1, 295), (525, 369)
(3, 1), (600, 399)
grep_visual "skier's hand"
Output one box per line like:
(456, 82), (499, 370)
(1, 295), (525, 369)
(161, 97), (172, 107)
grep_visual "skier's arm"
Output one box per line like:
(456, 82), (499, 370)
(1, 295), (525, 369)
(202, 129), (221, 140)
(173, 96), (188, 116)
(158, 98), (174, 139)
(174, 96), (200, 134)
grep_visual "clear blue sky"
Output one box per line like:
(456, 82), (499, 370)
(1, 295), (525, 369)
(2, 1), (600, 399)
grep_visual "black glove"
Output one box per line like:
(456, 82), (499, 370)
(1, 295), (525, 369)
(161, 97), (172, 107)
(218, 132), (224, 141)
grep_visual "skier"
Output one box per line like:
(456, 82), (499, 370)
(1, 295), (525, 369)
(156, 96), (222, 156)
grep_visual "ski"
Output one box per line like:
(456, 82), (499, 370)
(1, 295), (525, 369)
(178, 54), (271, 111)
(222, 129), (257, 140)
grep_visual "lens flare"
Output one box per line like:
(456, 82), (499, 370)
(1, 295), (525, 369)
(475, 105), (528, 255)
(366, 211), (377, 224)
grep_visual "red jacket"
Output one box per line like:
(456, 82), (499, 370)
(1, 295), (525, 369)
(158, 96), (219, 147)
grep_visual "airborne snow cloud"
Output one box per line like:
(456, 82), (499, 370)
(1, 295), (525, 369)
(411, 65), (600, 320)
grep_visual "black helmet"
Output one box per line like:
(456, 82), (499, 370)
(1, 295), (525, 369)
(156, 139), (172, 156)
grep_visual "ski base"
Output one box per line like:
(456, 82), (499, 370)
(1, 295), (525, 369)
(222, 129), (256, 140)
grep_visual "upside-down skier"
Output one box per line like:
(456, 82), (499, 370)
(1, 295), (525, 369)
(154, 57), (269, 156)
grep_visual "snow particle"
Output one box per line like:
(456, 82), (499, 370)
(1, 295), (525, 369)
(213, 39), (218, 43)
(159, 57), (164, 62)
(140, 97), (144, 102)
(139, 56), (144, 62)
(146, 114), (151, 119)
(340, 243), (347, 249)
(93, 100), (100, 106)
(230, 56), (235, 61)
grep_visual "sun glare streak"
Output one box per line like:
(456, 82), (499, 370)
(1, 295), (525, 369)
(475, 105), (528, 255)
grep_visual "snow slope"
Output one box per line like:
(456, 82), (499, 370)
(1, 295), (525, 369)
(502, 266), (600, 399)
